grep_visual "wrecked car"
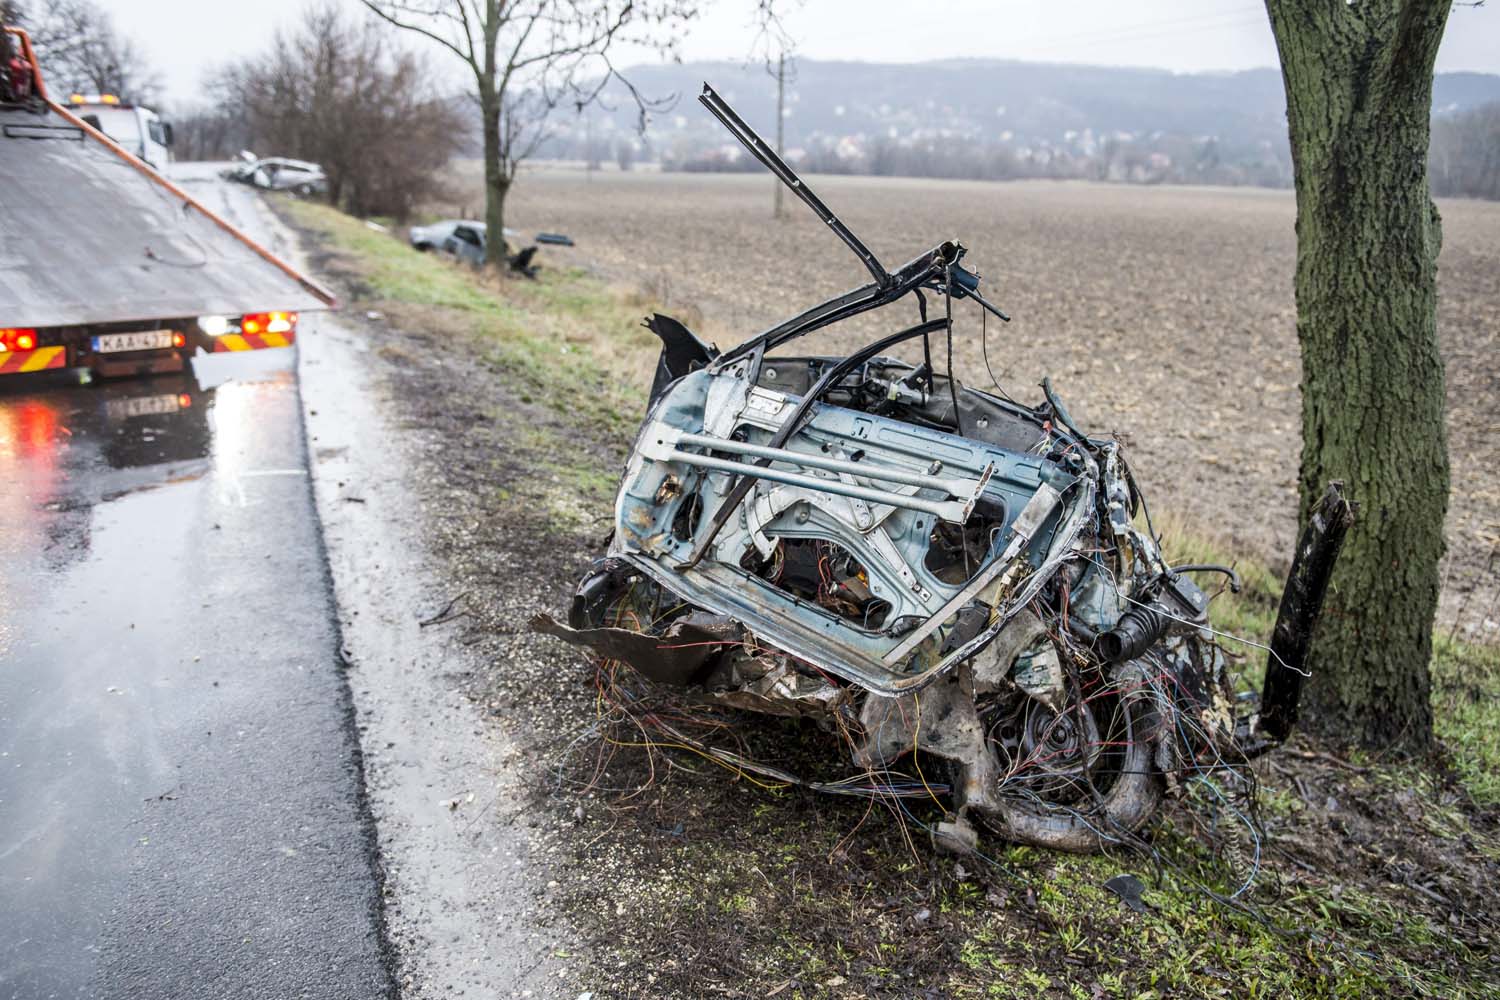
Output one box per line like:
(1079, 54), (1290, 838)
(535, 86), (1349, 853)
(410, 219), (544, 278)
(410, 219), (573, 253)
(221, 153), (327, 195)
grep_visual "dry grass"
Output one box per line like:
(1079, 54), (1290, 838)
(433, 164), (1500, 637)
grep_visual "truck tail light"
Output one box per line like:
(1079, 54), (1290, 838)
(0, 328), (38, 352)
(172, 331), (186, 348)
(241, 311), (297, 336)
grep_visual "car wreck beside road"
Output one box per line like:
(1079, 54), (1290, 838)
(221, 153), (328, 195)
(535, 85), (1353, 854)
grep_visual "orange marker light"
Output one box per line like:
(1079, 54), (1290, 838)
(177, 393), (193, 409)
(238, 312), (299, 337)
(0, 328), (37, 352)
(171, 331), (186, 348)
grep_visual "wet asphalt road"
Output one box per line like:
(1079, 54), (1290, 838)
(0, 349), (392, 997)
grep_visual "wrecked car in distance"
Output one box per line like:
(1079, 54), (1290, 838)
(535, 85), (1349, 853)
(221, 153), (327, 195)
(409, 219), (545, 278)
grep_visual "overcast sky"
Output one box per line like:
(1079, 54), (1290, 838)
(122, 0), (1500, 107)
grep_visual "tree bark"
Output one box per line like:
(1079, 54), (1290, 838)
(480, 84), (508, 268)
(1264, 0), (1452, 751)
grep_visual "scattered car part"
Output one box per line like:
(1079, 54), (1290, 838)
(534, 83), (1346, 853)
(1104, 874), (1151, 913)
(1253, 482), (1356, 746)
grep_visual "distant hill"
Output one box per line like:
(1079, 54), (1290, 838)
(540, 58), (1500, 189)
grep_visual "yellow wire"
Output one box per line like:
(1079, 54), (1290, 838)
(910, 691), (948, 810)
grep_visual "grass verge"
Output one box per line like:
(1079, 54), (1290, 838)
(286, 197), (659, 438)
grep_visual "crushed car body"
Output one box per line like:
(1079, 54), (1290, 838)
(221, 152), (328, 194)
(534, 85), (1352, 853)
(408, 219), (549, 278)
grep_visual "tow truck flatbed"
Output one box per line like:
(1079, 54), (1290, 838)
(0, 24), (334, 377)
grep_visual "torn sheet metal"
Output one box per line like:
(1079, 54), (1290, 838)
(535, 84), (1340, 854)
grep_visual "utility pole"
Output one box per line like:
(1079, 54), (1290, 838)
(585, 111), (594, 182)
(773, 48), (785, 219)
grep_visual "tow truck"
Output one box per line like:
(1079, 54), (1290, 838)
(65, 91), (173, 171)
(0, 24), (334, 380)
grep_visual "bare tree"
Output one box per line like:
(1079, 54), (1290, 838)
(614, 135), (635, 171)
(214, 4), (465, 219)
(168, 102), (250, 162)
(359, 0), (694, 268)
(22, 0), (162, 103)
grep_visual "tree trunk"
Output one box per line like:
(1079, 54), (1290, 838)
(480, 85), (507, 269)
(1265, 0), (1452, 751)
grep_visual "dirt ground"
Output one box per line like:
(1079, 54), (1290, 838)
(450, 166), (1500, 635)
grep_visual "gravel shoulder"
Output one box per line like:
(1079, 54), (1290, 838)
(251, 198), (582, 999)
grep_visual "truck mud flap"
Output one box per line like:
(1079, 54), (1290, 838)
(212, 332), (297, 353)
(0, 346), (66, 374)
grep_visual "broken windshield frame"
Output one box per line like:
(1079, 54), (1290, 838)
(698, 84), (1009, 371)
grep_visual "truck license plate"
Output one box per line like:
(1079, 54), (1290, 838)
(92, 330), (176, 353)
(105, 394), (185, 420)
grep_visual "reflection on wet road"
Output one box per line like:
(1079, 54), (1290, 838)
(0, 346), (390, 998)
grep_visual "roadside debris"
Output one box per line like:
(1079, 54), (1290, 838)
(409, 219), (569, 278)
(533, 84), (1352, 854)
(1104, 874), (1151, 913)
(419, 592), (469, 628)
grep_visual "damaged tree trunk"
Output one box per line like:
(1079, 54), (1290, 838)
(1265, 0), (1451, 751)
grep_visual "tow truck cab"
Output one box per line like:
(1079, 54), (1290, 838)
(68, 94), (173, 171)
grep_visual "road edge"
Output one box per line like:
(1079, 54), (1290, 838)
(253, 195), (564, 999)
